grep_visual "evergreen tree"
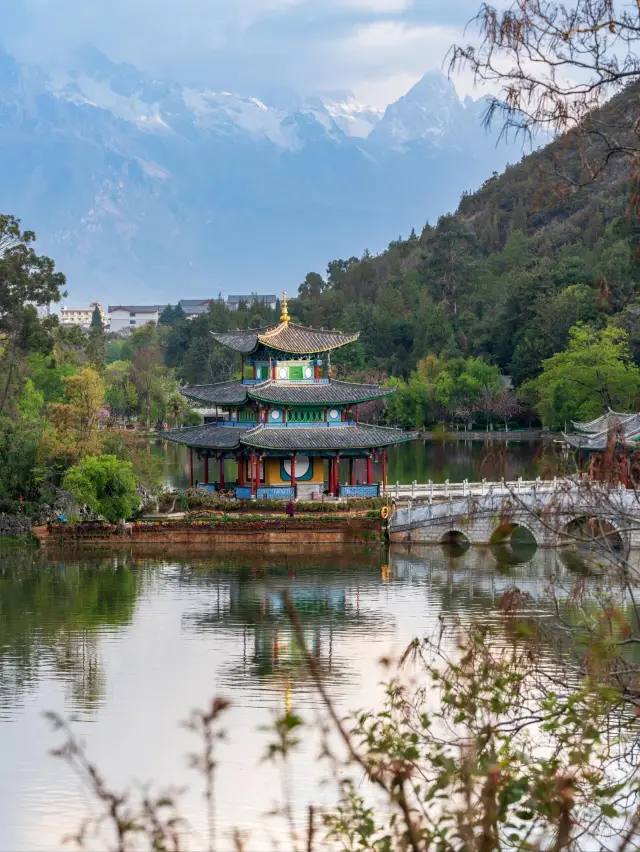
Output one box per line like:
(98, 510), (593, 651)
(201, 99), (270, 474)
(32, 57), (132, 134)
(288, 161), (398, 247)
(90, 305), (103, 328)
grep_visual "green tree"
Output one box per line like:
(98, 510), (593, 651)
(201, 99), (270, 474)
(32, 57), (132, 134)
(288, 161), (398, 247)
(104, 361), (139, 421)
(90, 305), (103, 329)
(62, 455), (138, 523)
(528, 324), (640, 426)
(0, 215), (65, 415)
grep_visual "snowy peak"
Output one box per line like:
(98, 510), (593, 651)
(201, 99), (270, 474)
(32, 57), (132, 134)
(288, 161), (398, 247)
(368, 71), (463, 151)
(323, 96), (383, 139)
(34, 49), (485, 153)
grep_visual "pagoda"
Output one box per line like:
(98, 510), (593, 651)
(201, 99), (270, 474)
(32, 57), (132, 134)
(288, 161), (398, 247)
(164, 295), (417, 499)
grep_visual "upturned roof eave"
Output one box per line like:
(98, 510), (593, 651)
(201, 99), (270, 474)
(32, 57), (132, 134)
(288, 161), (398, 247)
(240, 423), (418, 452)
(247, 381), (395, 406)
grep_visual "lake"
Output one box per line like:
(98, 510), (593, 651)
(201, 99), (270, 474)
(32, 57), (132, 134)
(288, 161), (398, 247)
(154, 436), (544, 490)
(0, 540), (578, 851)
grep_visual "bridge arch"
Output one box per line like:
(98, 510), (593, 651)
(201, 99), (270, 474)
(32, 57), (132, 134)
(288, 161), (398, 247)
(489, 519), (539, 549)
(439, 529), (472, 552)
(559, 515), (626, 553)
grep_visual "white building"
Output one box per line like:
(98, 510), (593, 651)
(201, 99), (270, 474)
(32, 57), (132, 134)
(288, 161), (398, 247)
(108, 305), (163, 333)
(108, 295), (278, 332)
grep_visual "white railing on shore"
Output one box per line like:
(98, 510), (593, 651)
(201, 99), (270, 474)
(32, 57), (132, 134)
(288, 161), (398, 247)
(383, 477), (585, 501)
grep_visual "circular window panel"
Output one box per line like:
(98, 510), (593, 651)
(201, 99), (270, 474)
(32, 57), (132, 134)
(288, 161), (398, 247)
(329, 408), (339, 420)
(271, 409), (281, 420)
(304, 366), (313, 379)
(278, 367), (287, 379)
(284, 456), (311, 478)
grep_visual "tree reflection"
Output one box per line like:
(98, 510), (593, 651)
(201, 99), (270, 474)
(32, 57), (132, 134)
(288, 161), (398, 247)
(0, 549), (141, 713)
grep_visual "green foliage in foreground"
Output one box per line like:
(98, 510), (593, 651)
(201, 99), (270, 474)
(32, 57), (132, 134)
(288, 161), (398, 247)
(62, 455), (138, 523)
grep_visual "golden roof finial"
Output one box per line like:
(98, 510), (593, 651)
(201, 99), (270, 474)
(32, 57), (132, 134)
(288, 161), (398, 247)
(281, 291), (290, 326)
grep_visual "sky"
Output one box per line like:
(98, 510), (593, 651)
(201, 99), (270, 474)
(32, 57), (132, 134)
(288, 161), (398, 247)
(2, 0), (487, 108)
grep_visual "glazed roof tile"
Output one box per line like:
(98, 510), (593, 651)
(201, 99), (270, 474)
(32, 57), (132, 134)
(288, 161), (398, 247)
(241, 423), (418, 451)
(162, 423), (250, 450)
(181, 381), (250, 406)
(248, 379), (394, 406)
(211, 322), (359, 355)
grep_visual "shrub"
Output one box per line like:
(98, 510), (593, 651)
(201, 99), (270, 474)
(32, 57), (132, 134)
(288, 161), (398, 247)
(62, 455), (139, 523)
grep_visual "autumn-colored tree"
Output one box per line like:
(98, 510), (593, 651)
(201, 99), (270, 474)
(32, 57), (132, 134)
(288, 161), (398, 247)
(47, 367), (104, 462)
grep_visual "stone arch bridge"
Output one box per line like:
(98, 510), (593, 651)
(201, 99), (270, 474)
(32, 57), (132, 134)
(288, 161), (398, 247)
(389, 486), (640, 551)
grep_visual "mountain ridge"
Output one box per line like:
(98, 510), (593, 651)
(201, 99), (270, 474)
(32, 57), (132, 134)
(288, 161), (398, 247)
(0, 44), (528, 303)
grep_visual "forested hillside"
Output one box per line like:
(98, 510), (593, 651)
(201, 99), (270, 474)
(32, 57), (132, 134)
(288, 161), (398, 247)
(155, 84), (640, 429)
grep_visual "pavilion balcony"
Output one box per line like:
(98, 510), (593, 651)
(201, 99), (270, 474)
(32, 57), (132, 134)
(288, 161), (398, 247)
(339, 484), (380, 498)
(241, 378), (331, 385)
(263, 420), (357, 428)
(235, 485), (295, 500)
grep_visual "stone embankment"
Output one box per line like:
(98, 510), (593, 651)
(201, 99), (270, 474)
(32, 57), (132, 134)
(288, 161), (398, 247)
(0, 513), (33, 539)
(38, 515), (383, 547)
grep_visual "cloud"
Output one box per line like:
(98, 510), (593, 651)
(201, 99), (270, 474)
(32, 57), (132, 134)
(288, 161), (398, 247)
(3, 0), (486, 107)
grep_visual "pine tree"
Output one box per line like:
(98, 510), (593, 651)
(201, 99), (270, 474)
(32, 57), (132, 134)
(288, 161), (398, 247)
(90, 305), (103, 329)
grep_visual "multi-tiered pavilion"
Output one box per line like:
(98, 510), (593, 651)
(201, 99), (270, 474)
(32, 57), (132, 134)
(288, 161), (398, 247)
(164, 297), (416, 499)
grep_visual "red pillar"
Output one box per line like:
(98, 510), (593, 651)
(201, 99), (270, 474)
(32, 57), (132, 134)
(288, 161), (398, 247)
(332, 458), (337, 496)
(314, 364), (319, 380)
(349, 458), (355, 486)
(203, 456), (209, 485)
(355, 406), (359, 424)
(219, 456), (225, 491)
(189, 448), (194, 488)
(366, 454), (373, 486)
(291, 454), (296, 495)
(237, 456), (245, 487)
(381, 449), (387, 492)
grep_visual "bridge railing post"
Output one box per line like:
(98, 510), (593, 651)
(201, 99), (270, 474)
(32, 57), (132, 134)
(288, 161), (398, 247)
(445, 479), (449, 498)
(412, 480), (416, 499)
(429, 480), (433, 499)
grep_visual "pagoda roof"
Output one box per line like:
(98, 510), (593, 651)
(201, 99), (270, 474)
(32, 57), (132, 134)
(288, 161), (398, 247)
(247, 379), (393, 406)
(241, 423), (418, 452)
(563, 411), (640, 450)
(182, 381), (250, 406)
(163, 423), (251, 450)
(212, 322), (359, 355)
(571, 409), (634, 433)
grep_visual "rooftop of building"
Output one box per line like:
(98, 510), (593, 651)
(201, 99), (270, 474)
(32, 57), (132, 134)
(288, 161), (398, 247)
(562, 409), (640, 450)
(181, 379), (393, 408)
(163, 421), (417, 452)
(227, 294), (277, 304)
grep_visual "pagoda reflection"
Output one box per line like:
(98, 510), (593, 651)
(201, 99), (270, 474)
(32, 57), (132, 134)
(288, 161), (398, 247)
(182, 564), (394, 691)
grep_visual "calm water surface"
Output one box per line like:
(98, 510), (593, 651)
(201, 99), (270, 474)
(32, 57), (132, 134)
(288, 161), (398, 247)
(155, 437), (542, 490)
(0, 541), (579, 851)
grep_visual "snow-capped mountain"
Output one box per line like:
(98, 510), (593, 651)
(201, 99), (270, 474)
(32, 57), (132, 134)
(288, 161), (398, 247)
(0, 45), (526, 302)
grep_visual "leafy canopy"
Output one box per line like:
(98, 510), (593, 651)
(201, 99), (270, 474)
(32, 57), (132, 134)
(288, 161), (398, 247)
(62, 455), (138, 523)
(527, 324), (640, 427)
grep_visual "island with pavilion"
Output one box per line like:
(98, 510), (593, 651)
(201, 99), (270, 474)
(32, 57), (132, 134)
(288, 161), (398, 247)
(163, 295), (417, 500)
